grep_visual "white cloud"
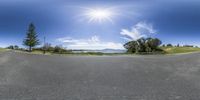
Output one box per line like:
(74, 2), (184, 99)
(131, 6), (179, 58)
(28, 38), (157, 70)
(120, 21), (157, 41)
(57, 36), (124, 50)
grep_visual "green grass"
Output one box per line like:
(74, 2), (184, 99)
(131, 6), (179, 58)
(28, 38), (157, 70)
(31, 50), (52, 55)
(161, 47), (200, 54)
(11, 47), (200, 55)
(0, 48), (8, 52)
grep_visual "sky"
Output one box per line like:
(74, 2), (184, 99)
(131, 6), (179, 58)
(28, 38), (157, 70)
(0, 0), (200, 50)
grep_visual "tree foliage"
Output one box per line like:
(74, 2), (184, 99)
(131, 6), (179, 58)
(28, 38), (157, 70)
(14, 45), (19, 50)
(7, 45), (19, 50)
(124, 37), (162, 53)
(166, 44), (173, 47)
(53, 45), (70, 54)
(43, 43), (54, 51)
(7, 45), (14, 49)
(23, 23), (40, 52)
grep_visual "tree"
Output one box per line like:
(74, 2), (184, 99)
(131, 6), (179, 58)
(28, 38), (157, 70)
(167, 44), (173, 47)
(23, 23), (40, 52)
(53, 45), (67, 53)
(137, 38), (146, 52)
(162, 44), (166, 47)
(7, 45), (14, 49)
(183, 45), (193, 47)
(53, 45), (62, 53)
(124, 37), (162, 53)
(146, 38), (162, 52)
(53, 45), (71, 54)
(124, 41), (138, 53)
(44, 43), (53, 51)
(14, 45), (19, 50)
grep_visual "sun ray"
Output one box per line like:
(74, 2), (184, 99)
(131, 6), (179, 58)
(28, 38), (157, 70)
(83, 8), (114, 23)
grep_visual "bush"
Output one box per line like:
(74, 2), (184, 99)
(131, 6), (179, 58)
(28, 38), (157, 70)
(32, 44), (72, 54)
(53, 45), (71, 54)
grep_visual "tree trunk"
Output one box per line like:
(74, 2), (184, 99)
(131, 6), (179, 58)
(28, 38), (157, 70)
(29, 46), (32, 52)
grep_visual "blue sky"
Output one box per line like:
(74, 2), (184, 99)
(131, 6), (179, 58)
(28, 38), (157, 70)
(0, 0), (200, 49)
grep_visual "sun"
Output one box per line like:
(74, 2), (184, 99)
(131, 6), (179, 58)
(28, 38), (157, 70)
(84, 8), (114, 23)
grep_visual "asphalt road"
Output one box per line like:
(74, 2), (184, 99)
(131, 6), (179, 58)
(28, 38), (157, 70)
(0, 51), (200, 100)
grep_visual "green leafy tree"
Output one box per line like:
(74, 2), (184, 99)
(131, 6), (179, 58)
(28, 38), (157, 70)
(146, 38), (162, 52)
(7, 45), (14, 49)
(53, 45), (62, 53)
(124, 37), (162, 53)
(14, 45), (19, 50)
(162, 44), (166, 47)
(44, 43), (54, 52)
(137, 38), (146, 52)
(124, 41), (138, 53)
(23, 23), (40, 52)
(167, 44), (173, 47)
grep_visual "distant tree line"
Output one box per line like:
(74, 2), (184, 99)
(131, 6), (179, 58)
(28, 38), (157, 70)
(124, 37), (162, 53)
(162, 44), (197, 48)
(7, 45), (19, 50)
(7, 44), (72, 54)
(6, 23), (199, 54)
(34, 43), (72, 54)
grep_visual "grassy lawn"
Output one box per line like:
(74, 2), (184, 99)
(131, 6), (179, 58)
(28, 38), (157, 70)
(0, 48), (8, 52)
(31, 50), (52, 55)
(162, 47), (200, 54)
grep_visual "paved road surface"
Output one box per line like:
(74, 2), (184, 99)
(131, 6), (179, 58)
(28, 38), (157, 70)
(0, 51), (200, 100)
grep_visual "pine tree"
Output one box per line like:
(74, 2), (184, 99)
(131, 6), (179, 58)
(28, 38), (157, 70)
(23, 23), (40, 52)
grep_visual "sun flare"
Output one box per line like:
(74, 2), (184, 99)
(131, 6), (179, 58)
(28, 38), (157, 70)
(84, 8), (114, 23)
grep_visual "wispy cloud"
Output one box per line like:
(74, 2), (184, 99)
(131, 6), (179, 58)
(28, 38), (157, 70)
(120, 21), (157, 41)
(57, 36), (124, 50)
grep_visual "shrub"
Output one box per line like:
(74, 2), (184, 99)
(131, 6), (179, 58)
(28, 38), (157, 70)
(53, 45), (71, 54)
